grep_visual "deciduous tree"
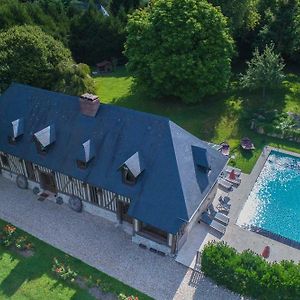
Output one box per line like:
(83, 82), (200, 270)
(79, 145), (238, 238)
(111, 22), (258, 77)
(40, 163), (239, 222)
(0, 25), (95, 95)
(125, 0), (234, 103)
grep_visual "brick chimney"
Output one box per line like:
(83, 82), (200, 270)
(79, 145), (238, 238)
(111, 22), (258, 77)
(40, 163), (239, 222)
(79, 93), (100, 117)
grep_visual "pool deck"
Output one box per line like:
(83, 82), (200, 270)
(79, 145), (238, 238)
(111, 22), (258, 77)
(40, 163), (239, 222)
(176, 146), (300, 269)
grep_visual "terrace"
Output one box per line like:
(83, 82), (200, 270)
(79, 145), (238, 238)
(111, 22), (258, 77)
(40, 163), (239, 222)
(176, 146), (300, 269)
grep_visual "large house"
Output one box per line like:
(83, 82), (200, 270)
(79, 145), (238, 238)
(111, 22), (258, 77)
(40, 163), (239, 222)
(0, 83), (228, 255)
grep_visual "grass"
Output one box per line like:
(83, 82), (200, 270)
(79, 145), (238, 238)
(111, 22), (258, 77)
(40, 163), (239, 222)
(0, 219), (151, 300)
(94, 68), (300, 173)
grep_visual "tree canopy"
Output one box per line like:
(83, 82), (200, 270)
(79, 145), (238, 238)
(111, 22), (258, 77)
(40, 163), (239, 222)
(0, 0), (70, 45)
(256, 0), (300, 59)
(70, 2), (125, 65)
(125, 0), (234, 103)
(0, 25), (95, 95)
(209, 0), (260, 37)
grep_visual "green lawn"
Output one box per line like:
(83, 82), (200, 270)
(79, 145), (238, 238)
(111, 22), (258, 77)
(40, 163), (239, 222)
(94, 68), (300, 173)
(0, 220), (151, 300)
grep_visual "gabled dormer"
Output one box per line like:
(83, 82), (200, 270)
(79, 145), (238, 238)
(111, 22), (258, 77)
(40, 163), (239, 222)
(77, 139), (95, 169)
(34, 125), (56, 154)
(8, 118), (24, 144)
(192, 146), (211, 173)
(120, 152), (144, 185)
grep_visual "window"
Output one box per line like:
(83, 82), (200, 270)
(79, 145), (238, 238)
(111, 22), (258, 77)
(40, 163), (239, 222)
(0, 154), (9, 168)
(199, 165), (211, 175)
(7, 135), (22, 145)
(141, 222), (168, 242)
(76, 160), (87, 169)
(122, 166), (136, 185)
(34, 141), (49, 155)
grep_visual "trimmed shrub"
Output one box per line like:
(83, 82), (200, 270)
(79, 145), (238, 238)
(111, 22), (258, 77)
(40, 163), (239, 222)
(201, 241), (300, 300)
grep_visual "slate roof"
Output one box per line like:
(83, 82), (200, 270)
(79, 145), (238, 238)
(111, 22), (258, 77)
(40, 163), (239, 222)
(0, 83), (228, 234)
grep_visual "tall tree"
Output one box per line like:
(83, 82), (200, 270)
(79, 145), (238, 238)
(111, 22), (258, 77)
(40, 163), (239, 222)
(209, 0), (260, 37)
(109, 0), (146, 16)
(125, 0), (234, 103)
(0, 0), (70, 45)
(241, 44), (285, 100)
(70, 1), (125, 65)
(0, 25), (94, 95)
(256, 0), (300, 59)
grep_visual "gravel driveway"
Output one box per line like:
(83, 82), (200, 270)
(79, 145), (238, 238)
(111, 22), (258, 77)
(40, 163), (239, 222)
(0, 176), (243, 300)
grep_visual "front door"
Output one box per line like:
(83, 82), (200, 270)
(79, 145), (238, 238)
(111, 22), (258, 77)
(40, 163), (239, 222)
(117, 201), (133, 224)
(25, 161), (36, 181)
(39, 171), (57, 193)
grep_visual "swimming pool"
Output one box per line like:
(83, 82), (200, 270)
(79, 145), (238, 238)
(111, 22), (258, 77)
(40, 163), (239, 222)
(237, 150), (300, 244)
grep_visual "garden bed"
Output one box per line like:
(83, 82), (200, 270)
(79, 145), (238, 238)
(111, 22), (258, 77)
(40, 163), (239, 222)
(251, 110), (300, 143)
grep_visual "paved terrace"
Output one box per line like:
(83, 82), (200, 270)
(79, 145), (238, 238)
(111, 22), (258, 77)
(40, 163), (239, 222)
(0, 176), (243, 300)
(176, 146), (300, 268)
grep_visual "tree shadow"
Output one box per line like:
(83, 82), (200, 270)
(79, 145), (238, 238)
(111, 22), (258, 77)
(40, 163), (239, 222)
(93, 67), (130, 79)
(0, 250), (45, 297)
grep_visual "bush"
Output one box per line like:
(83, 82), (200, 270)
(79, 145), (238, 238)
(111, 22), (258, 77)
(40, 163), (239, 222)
(201, 241), (300, 300)
(52, 257), (78, 282)
(118, 294), (139, 300)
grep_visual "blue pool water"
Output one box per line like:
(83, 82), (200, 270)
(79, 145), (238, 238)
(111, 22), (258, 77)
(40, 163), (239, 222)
(238, 150), (300, 243)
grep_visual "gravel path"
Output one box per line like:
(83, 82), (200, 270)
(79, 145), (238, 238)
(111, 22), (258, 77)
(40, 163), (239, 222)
(0, 176), (243, 300)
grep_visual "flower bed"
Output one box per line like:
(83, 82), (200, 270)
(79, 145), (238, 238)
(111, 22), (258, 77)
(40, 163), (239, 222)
(201, 241), (300, 300)
(0, 224), (34, 255)
(52, 256), (139, 300)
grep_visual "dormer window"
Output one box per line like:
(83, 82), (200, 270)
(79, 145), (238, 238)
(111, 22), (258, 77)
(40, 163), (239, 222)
(76, 160), (88, 169)
(192, 146), (211, 173)
(8, 118), (24, 144)
(34, 125), (56, 155)
(122, 166), (136, 185)
(120, 152), (144, 185)
(76, 139), (95, 169)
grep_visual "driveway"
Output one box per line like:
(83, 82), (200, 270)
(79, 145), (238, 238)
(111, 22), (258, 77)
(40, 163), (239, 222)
(0, 176), (241, 300)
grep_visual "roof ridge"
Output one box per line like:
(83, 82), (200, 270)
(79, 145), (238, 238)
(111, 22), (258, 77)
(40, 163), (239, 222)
(167, 120), (190, 222)
(7, 83), (171, 123)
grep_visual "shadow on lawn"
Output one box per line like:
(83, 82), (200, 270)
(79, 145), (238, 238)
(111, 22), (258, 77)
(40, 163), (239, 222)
(0, 251), (44, 297)
(0, 250), (79, 299)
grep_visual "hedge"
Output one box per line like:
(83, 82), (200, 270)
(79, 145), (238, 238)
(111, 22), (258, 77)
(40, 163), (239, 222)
(201, 241), (300, 300)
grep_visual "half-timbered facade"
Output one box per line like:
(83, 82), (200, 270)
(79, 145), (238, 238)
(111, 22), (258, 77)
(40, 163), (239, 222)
(0, 84), (228, 255)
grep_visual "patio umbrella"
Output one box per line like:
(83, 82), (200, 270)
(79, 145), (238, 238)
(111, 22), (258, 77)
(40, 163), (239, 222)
(229, 169), (236, 180)
(262, 246), (270, 258)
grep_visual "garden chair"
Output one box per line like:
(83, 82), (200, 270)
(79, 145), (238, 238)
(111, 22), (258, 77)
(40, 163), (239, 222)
(208, 204), (230, 225)
(199, 212), (226, 235)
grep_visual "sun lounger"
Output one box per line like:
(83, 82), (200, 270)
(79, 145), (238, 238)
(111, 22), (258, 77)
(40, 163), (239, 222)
(219, 195), (230, 204)
(220, 142), (230, 156)
(225, 175), (241, 186)
(216, 202), (230, 213)
(241, 137), (255, 150)
(225, 166), (241, 176)
(199, 212), (226, 235)
(208, 204), (230, 225)
(218, 178), (233, 191)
